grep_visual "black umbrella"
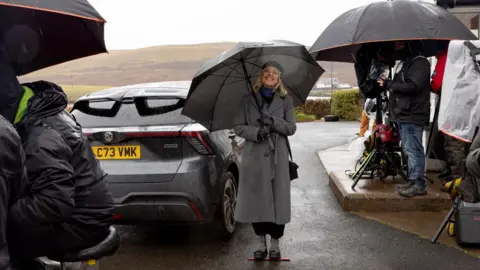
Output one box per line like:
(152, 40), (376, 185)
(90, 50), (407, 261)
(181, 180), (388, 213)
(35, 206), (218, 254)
(309, 0), (478, 62)
(181, 40), (324, 131)
(0, 0), (106, 75)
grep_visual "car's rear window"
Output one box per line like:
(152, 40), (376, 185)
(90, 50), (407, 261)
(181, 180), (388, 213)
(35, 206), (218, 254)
(71, 98), (193, 128)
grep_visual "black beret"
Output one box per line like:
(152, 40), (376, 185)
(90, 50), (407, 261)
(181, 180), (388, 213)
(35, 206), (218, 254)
(262, 61), (284, 73)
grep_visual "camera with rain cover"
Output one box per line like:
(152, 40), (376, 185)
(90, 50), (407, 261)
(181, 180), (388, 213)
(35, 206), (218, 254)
(360, 60), (391, 99)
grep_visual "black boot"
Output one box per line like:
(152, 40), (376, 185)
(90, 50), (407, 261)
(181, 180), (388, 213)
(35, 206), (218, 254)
(253, 235), (267, 260)
(438, 167), (451, 179)
(269, 237), (281, 260)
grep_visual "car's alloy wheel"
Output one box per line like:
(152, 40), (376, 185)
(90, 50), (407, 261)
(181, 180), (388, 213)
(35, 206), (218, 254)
(214, 171), (237, 240)
(223, 177), (237, 233)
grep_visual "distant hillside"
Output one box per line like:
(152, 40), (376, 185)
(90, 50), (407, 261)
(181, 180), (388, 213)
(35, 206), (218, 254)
(19, 42), (356, 87)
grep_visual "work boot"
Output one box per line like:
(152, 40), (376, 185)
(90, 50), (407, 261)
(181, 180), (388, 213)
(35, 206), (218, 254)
(253, 235), (267, 260)
(438, 167), (451, 179)
(269, 237), (281, 260)
(396, 180), (414, 190)
(398, 185), (427, 197)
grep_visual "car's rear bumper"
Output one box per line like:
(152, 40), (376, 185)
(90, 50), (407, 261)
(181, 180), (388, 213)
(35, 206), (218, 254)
(106, 163), (218, 224)
(112, 191), (209, 224)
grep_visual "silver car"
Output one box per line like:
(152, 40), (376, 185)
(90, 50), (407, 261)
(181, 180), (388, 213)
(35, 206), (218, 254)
(70, 81), (244, 239)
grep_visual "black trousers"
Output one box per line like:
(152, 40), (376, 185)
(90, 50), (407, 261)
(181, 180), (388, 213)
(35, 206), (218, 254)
(252, 222), (285, 239)
(444, 135), (470, 178)
(8, 223), (109, 270)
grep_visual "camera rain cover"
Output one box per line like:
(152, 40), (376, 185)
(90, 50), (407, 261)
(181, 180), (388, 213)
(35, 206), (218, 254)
(438, 40), (480, 142)
(368, 60), (390, 80)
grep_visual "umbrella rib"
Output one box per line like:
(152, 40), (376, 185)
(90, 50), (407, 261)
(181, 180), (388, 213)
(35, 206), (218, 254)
(350, 5), (371, 45)
(208, 74), (246, 79)
(246, 51), (263, 75)
(210, 58), (245, 77)
(222, 78), (251, 86)
(244, 52), (321, 70)
(282, 80), (304, 103)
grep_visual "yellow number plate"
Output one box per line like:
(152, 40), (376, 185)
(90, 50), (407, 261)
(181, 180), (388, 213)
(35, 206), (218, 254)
(92, 146), (141, 160)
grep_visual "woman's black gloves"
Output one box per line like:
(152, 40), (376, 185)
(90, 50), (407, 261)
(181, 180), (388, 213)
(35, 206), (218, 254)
(257, 114), (274, 141)
(258, 114), (274, 127)
(257, 126), (270, 141)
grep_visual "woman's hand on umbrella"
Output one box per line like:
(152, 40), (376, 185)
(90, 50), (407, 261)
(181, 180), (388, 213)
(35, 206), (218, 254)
(377, 78), (384, 87)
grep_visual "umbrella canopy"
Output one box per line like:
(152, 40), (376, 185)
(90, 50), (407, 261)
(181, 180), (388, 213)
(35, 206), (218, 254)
(0, 0), (106, 75)
(181, 40), (324, 131)
(309, 0), (478, 62)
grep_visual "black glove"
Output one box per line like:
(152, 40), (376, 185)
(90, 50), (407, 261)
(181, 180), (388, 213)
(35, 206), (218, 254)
(257, 126), (270, 141)
(258, 114), (274, 127)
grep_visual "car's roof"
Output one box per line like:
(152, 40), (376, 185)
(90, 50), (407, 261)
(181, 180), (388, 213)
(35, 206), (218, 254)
(77, 81), (192, 102)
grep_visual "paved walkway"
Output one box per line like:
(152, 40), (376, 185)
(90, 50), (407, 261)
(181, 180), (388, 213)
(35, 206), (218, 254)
(103, 122), (480, 269)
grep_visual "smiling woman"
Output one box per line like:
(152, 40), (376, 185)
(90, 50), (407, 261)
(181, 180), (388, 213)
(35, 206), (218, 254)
(252, 62), (288, 98)
(233, 61), (297, 261)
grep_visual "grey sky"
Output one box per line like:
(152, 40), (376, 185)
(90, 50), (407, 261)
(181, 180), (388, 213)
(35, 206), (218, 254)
(88, 0), (436, 50)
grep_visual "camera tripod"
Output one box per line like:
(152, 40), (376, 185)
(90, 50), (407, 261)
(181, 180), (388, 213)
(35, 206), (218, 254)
(350, 89), (409, 190)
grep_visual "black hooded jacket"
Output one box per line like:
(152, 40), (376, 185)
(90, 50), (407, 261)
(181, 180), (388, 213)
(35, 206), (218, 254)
(385, 42), (431, 126)
(8, 81), (114, 237)
(0, 52), (23, 123)
(0, 116), (27, 270)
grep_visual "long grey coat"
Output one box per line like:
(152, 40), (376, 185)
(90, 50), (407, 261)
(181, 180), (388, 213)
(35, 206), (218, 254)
(233, 91), (297, 225)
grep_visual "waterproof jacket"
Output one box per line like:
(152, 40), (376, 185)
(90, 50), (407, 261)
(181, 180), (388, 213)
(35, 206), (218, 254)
(8, 81), (114, 237)
(431, 51), (447, 93)
(386, 56), (431, 126)
(0, 115), (27, 270)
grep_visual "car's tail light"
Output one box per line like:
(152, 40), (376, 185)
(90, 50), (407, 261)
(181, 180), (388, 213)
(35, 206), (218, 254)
(188, 201), (204, 222)
(181, 131), (213, 155)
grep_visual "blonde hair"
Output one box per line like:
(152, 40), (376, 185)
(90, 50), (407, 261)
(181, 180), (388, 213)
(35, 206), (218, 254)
(252, 67), (288, 97)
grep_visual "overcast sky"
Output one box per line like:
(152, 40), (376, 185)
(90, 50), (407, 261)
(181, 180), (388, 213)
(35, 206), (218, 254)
(88, 0), (435, 50)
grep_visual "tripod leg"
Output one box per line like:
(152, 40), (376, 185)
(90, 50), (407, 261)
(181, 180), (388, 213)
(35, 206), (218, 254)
(351, 149), (375, 179)
(431, 206), (455, 244)
(352, 150), (377, 190)
(425, 175), (434, 184)
(384, 152), (409, 182)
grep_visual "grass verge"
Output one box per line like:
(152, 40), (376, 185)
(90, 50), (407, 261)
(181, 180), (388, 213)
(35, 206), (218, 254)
(295, 112), (317, 122)
(60, 84), (112, 103)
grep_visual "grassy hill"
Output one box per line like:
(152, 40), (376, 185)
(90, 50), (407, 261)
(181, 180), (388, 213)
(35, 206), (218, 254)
(19, 42), (356, 89)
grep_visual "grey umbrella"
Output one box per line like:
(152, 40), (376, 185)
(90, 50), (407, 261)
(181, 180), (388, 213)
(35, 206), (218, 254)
(181, 40), (324, 131)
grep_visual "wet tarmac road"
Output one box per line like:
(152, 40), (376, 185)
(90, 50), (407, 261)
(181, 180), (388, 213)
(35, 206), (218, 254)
(101, 122), (480, 270)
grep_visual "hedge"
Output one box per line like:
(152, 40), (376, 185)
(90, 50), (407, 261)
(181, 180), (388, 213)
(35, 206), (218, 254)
(331, 89), (362, 121)
(294, 89), (363, 121)
(295, 99), (331, 119)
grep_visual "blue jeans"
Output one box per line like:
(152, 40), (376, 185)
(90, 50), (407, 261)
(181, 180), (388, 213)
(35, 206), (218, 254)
(398, 123), (426, 189)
